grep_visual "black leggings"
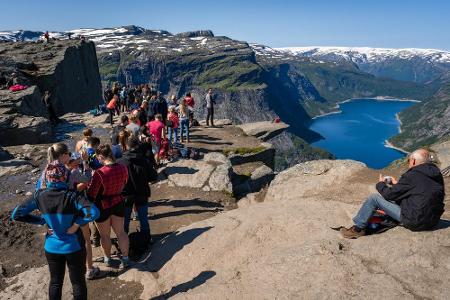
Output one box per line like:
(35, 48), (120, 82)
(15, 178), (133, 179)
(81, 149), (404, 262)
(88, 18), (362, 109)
(45, 250), (87, 300)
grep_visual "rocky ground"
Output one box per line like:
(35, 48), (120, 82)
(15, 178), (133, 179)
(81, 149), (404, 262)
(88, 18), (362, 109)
(0, 111), (449, 299)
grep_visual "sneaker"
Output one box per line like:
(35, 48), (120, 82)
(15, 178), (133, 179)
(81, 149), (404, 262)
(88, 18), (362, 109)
(119, 257), (130, 270)
(86, 266), (100, 280)
(103, 257), (112, 267)
(340, 226), (366, 239)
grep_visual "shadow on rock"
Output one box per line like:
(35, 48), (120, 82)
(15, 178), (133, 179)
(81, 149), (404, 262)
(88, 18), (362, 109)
(150, 270), (216, 300)
(149, 209), (220, 220)
(164, 166), (198, 176)
(144, 226), (213, 272)
(149, 198), (224, 209)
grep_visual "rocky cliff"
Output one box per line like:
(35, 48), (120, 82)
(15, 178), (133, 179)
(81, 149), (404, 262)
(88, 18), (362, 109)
(113, 159), (449, 299)
(390, 73), (450, 150)
(0, 40), (102, 145)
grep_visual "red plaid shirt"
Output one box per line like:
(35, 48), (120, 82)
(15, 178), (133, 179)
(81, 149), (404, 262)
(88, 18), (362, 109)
(87, 163), (128, 209)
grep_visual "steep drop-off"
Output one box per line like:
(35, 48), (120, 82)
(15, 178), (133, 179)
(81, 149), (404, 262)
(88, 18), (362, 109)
(0, 40), (103, 145)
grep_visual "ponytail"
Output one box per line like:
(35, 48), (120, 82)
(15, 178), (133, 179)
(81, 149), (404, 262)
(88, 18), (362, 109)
(47, 143), (69, 163)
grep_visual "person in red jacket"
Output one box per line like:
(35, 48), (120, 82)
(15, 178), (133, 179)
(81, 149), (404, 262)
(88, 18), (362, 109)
(184, 92), (195, 126)
(87, 144), (130, 269)
(167, 106), (180, 144)
(106, 95), (120, 126)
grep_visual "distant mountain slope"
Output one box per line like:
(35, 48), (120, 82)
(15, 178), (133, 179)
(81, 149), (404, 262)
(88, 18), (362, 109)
(276, 46), (450, 83)
(390, 73), (450, 150)
(252, 44), (436, 117)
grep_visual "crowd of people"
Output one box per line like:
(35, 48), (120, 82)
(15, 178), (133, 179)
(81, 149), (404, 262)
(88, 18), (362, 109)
(10, 125), (159, 299)
(8, 83), (219, 300)
(103, 83), (216, 162)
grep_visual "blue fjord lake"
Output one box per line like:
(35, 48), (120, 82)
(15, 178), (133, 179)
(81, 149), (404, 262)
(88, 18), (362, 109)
(308, 99), (416, 169)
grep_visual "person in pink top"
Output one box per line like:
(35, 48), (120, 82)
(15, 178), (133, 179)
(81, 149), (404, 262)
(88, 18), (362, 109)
(147, 114), (165, 164)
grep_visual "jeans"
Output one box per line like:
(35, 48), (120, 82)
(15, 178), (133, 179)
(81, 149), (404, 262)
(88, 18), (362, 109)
(45, 250), (87, 300)
(124, 203), (150, 234)
(353, 193), (401, 229)
(168, 127), (179, 144)
(206, 107), (214, 126)
(180, 118), (189, 141)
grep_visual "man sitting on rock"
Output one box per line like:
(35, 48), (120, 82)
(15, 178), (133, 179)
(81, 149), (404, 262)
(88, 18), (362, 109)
(341, 149), (445, 239)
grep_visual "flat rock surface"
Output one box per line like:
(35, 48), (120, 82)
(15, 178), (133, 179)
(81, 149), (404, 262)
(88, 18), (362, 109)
(118, 160), (450, 299)
(237, 121), (289, 141)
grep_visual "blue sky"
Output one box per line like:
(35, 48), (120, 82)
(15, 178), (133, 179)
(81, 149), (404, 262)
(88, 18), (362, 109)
(1, 0), (449, 50)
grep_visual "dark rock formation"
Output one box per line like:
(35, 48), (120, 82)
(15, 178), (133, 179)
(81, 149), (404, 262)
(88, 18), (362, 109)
(175, 30), (214, 38)
(0, 40), (102, 146)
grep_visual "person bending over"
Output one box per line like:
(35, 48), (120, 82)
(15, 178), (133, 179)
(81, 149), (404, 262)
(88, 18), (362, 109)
(341, 149), (445, 239)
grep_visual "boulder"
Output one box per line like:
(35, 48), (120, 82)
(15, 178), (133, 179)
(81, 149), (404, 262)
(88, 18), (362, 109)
(207, 163), (233, 193)
(164, 160), (216, 189)
(237, 121), (289, 141)
(0, 115), (53, 146)
(117, 159), (450, 299)
(0, 159), (33, 177)
(249, 165), (274, 191)
(162, 155), (233, 192)
(228, 142), (275, 169)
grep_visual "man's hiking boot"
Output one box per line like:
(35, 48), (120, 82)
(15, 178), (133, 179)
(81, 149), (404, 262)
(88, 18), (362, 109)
(340, 226), (366, 239)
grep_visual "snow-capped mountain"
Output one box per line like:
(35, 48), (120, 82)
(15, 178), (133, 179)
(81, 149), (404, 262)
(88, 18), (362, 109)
(0, 26), (219, 55)
(275, 46), (450, 83)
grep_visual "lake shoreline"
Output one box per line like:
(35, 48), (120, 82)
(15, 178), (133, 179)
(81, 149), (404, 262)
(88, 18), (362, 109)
(309, 98), (414, 167)
(312, 97), (421, 120)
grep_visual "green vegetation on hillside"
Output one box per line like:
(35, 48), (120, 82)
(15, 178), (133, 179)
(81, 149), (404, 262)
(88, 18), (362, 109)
(390, 79), (450, 150)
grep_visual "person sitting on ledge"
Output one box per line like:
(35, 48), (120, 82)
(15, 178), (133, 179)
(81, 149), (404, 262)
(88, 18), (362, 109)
(341, 149), (445, 239)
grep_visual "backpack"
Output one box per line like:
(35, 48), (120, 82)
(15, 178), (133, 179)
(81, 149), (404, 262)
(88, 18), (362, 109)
(179, 147), (191, 159)
(365, 210), (399, 235)
(189, 148), (200, 160)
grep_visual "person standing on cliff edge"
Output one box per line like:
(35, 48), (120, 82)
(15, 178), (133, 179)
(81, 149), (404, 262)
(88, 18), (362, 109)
(205, 88), (216, 127)
(42, 91), (61, 124)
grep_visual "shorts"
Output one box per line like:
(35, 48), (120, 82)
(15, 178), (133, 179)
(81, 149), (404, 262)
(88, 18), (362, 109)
(96, 201), (125, 223)
(152, 142), (161, 155)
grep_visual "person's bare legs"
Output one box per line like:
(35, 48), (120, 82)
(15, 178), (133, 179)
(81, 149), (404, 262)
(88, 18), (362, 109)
(96, 219), (112, 258)
(111, 215), (129, 257)
(81, 225), (93, 269)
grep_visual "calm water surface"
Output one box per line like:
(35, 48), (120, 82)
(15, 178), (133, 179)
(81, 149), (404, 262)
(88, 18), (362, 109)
(309, 99), (416, 169)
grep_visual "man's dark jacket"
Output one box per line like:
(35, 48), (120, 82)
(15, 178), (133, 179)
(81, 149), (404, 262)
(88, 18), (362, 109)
(117, 149), (157, 202)
(376, 163), (445, 231)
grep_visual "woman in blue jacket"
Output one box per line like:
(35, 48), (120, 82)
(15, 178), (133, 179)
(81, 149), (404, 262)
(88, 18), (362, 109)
(12, 143), (99, 300)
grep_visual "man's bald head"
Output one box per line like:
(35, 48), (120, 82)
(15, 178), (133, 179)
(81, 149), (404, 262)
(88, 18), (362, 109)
(409, 149), (431, 168)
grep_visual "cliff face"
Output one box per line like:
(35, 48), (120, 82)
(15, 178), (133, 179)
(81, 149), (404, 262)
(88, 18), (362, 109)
(391, 74), (450, 150)
(0, 40), (102, 146)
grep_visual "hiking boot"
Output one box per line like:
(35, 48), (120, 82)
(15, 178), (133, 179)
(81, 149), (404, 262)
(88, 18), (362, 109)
(86, 266), (101, 280)
(340, 226), (366, 239)
(119, 257), (130, 270)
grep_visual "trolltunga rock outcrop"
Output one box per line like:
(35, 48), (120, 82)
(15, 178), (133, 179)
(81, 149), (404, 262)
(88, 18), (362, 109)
(237, 120), (289, 141)
(0, 40), (102, 146)
(116, 159), (450, 299)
